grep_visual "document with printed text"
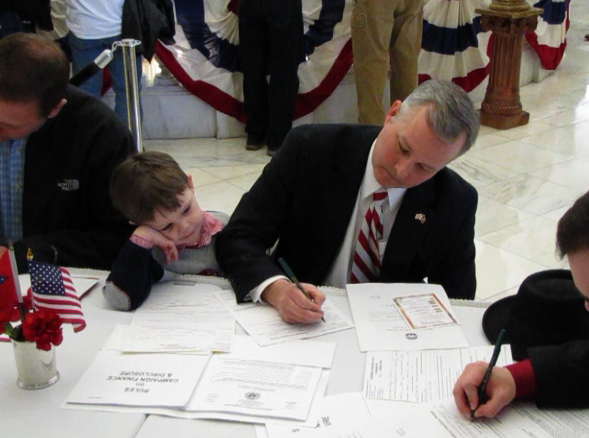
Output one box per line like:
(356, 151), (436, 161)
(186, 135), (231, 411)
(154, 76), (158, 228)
(215, 288), (354, 346)
(65, 350), (210, 408)
(363, 345), (514, 402)
(104, 283), (235, 353)
(187, 355), (323, 421)
(347, 283), (468, 351)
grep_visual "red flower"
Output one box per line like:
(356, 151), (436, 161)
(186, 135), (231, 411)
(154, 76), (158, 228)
(21, 309), (63, 351)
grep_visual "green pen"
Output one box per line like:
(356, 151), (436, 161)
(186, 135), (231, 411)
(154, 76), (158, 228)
(278, 258), (325, 322)
(471, 328), (507, 419)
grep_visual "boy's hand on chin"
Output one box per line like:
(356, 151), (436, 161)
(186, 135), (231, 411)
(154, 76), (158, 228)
(132, 225), (179, 264)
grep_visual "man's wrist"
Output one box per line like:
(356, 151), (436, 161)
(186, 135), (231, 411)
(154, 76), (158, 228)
(261, 278), (291, 305)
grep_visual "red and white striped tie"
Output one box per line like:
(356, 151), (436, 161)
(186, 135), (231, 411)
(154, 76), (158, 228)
(350, 188), (388, 283)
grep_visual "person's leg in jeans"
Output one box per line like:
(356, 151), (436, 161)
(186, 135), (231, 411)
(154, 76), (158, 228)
(69, 32), (107, 98)
(69, 33), (142, 126)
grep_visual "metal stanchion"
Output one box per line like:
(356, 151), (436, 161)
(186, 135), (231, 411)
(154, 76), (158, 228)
(114, 39), (143, 152)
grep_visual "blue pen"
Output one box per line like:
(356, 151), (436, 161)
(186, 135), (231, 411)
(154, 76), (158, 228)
(278, 258), (325, 322)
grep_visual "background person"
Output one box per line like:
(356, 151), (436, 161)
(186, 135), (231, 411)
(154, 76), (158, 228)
(239, 0), (303, 156)
(66, 0), (142, 125)
(351, 0), (424, 125)
(0, 33), (135, 272)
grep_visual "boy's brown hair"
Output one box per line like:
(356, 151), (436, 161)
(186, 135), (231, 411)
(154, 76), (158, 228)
(110, 151), (190, 224)
(557, 190), (589, 258)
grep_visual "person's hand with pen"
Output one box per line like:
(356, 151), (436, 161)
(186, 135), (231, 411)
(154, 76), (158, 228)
(261, 279), (326, 323)
(453, 362), (516, 419)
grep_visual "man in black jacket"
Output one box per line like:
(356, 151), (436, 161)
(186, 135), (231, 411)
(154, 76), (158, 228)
(0, 33), (135, 272)
(216, 80), (480, 323)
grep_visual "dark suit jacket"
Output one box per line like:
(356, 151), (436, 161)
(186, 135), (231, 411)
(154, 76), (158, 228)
(529, 340), (589, 408)
(216, 123), (478, 301)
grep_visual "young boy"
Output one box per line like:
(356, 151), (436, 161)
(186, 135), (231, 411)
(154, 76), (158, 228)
(104, 151), (229, 310)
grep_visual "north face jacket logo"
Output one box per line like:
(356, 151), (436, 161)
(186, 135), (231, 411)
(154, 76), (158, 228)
(57, 179), (80, 191)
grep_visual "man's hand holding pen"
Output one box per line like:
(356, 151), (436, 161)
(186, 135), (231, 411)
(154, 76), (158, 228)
(453, 362), (516, 419)
(261, 279), (326, 324)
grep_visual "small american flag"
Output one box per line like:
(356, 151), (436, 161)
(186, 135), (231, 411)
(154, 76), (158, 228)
(28, 260), (86, 332)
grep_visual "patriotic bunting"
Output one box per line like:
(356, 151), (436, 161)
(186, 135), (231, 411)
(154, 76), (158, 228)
(151, 0), (570, 117)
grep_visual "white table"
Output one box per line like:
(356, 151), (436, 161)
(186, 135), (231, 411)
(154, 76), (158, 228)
(0, 273), (490, 438)
(0, 269), (146, 438)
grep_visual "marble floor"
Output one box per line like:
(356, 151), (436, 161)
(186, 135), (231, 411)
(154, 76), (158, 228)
(144, 3), (589, 303)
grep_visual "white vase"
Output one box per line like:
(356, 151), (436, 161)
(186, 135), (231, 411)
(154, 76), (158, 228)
(12, 340), (60, 389)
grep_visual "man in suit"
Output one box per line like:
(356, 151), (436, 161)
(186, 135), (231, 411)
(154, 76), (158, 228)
(216, 80), (480, 323)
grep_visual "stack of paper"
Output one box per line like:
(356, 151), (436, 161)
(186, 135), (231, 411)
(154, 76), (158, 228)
(104, 283), (234, 354)
(65, 334), (337, 424)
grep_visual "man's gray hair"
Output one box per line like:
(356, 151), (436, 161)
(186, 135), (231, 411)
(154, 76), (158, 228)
(398, 80), (480, 155)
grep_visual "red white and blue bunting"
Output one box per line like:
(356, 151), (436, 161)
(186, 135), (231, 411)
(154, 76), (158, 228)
(156, 0), (353, 122)
(154, 0), (570, 121)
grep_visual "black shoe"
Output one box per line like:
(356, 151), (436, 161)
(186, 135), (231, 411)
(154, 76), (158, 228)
(246, 136), (265, 151)
(267, 146), (279, 157)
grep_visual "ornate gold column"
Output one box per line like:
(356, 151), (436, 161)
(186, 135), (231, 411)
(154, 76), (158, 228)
(476, 0), (542, 129)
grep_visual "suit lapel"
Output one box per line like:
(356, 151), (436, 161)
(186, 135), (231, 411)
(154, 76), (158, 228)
(381, 176), (436, 280)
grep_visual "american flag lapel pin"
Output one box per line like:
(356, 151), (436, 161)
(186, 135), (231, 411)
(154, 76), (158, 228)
(414, 213), (426, 224)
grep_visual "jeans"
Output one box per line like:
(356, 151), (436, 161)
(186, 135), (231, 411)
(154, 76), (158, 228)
(69, 32), (142, 126)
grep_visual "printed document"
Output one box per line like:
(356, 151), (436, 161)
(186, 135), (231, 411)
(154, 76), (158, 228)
(265, 392), (373, 438)
(363, 345), (513, 402)
(65, 350), (210, 408)
(105, 283), (235, 353)
(215, 289), (354, 346)
(387, 399), (589, 438)
(187, 354), (323, 421)
(347, 283), (468, 351)
(263, 396), (589, 438)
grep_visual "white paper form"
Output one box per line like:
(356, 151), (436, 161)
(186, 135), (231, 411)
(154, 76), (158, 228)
(106, 283), (235, 353)
(387, 399), (589, 438)
(363, 345), (513, 402)
(347, 283), (468, 351)
(265, 392), (374, 438)
(215, 289), (354, 346)
(65, 350), (210, 408)
(229, 335), (336, 369)
(187, 354), (322, 421)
